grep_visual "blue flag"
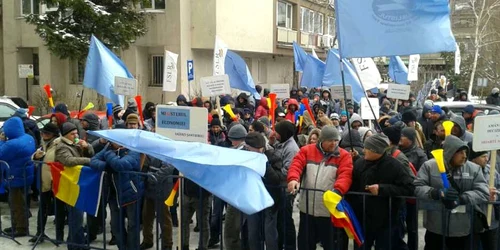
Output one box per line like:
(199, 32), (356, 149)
(300, 55), (325, 88)
(322, 50), (364, 103)
(88, 129), (273, 215)
(83, 35), (134, 107)
(225, 50), (261, 99)
(335, 0), (457, 57)
(293, 42), (308, 72)
(388, 56), (409, 84)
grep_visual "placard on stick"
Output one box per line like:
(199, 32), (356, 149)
(330, 85), (353, 100)
(270, 84), (290, 99)
(200, 75), (231, 97)
(114, 76), (137, 96)
(360, 97), (379, 120)
(472, 115), (500, 152)
(155, 105), (208, 143)
(387, 84), (411, 100)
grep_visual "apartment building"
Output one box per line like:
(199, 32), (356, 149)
(1, 0), (464, 108)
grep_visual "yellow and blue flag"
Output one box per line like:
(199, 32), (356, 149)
(49, 162), (104, 217)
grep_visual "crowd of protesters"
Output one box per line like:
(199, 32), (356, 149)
(0, 83), (499, 250)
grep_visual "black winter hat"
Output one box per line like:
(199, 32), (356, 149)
(245, 132), (266, 149)
(275, 121), (295, 142)
(61, 122), (77, 136)
(364, 134), (389, 155)
(401, 127), (417, 143)
(251, 121), (265, 134)
(41, 123), (60, 136)
(401, 111), (417, 124)
(467, 142), (488, 161)
(383, 126), (402, 145)
(210, 115), (222, 127)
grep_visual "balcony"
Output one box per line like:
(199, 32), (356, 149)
(300, 32), (322, 48)
(277, 27), (297, 44)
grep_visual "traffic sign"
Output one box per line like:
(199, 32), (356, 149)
(187, 60), (194, 81)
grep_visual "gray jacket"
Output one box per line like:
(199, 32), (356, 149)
(480, 164), (500, 230)
(273, 136), (299, 176)
(450, 114), (473, 143)
(414, 135), (489, 237)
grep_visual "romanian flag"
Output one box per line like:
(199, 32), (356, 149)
(48, 162), (104, 217)
(323, 190), (364, 247)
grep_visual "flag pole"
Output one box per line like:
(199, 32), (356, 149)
(78, 88), (85, 117)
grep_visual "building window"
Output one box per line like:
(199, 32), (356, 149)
(301, 7), (323, 34)
(277, 1), (293, 29)
(314, 13), (324, 34)
(141, 0), (165, 10)
(71, 60), (84, 84)
(21, 0), (40, 16)
(151, 55), (163, 86)
(33, 54), (40, 85)
(327, 16), (335, 35)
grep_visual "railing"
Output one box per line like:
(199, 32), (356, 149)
(0, 160), (498, 249)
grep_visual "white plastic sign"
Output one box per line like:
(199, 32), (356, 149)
(360, 97), (379, 120)
(155, 105), (208, 143)
(472, 115), (500, 151)
(330, 85), (353, 100)
(387, 84), (411, 100)
(114, 76), (137, 96)
(200, 75), (231, 97)
(270, 84), (290, 99)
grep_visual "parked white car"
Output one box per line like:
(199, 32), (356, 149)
(0, 96), (39, 127)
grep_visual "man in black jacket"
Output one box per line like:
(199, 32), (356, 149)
(349, 134), (415, 249)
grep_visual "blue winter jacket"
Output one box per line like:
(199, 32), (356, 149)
(90, 147), (143, 207)
(0, 117), (36, 188)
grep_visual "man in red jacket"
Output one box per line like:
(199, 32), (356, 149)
(287, 125), (352, 250)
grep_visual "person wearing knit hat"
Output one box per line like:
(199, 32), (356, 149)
(227, 124), (247, 146)
(400, 127), (428, 170)
(13, 108), (28, 119)
(61, 122), (78, 137)
(126, 113), (140, 129)
(401, 111), (417, 125)
(287, 125), (352, 249)
(208, 115), (226, 146)
(349, 132), (414, 249)
(383, 126), (414, 175)
(383, 126), (402, 146)
(81, 113), (101, 131)
(244, 132), (266, 152)
(487, 87), (500, 105)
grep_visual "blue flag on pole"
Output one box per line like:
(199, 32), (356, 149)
(83, 35), (133, 107)
(322, 50), (364, 103)
(335, 0), (457, 57)
(293, 42), (308, 72)
(388, 56), (409, 84)
(300, 55), (325, 88)
(88, 129), (273, 215)
(225, 50), (261, 99)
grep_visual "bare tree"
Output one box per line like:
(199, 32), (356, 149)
(462, 0), (500, 96)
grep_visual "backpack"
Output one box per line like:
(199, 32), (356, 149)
(392, 149), (417, 204)
(392, 149), (417, 176)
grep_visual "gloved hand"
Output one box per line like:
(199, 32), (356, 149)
(442, 188), (459, 210)
(332, 189), (343, 197)
(429, 188), (444, 200)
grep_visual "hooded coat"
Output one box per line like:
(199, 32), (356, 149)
(176, 94), (188, 106)
(486, 93), (500, 105)
(0, 117), (36, 187)
(339, 129), (364, 158)
(418, 105), (434, 140)
(285, 99), (299, 123)
(254, 98), (269, 120)
(319, 89), (336, 116)
(273, 121), (299, 176)
(450, 114), (474, 143)
(400, 143), (428, 171)
(414, 135), (489, 237)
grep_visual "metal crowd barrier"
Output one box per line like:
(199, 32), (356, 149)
(5, 160), (500, 250)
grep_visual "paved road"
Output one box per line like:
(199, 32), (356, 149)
(0, 200), (427, 249)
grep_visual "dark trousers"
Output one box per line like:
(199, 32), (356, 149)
(424, 230), (479, 250)
(406, 203), (418, 250)
(298, 212), (348, 250)
(110, 199), (141, 250)
(9, 187), (28, 233)
(35, 191), (52, 235)
(54, 197), (67, 241)
(67, 205), (85, 250)
(479, 228), (498, 250)
(359, 226), (405, 250)
(142, 196), (173, 247)
(277, 194), (296, 250)
(182, 195), (211, 249)
(210, 196), (226, 241)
